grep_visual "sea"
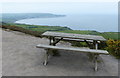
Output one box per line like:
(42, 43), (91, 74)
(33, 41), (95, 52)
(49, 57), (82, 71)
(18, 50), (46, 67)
(15, 14), (118, 32)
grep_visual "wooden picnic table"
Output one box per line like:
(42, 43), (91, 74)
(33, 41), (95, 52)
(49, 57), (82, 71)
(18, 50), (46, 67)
(42, 31), (106, 41)
(36, 31), (108, 71)
(42, 31), (106, 49)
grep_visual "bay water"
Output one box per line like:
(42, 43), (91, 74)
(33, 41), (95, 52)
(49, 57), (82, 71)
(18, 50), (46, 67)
(15, 14), (118, 32)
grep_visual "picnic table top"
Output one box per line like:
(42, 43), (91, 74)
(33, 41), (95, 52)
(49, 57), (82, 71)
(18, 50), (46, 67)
(42, 31), (106, 41)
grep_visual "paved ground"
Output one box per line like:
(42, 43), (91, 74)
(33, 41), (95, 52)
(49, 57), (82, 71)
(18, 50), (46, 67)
(2, 28), (118, 76)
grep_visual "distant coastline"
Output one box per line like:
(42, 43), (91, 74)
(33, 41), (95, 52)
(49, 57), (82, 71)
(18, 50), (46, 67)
(1, 13), (66, 23)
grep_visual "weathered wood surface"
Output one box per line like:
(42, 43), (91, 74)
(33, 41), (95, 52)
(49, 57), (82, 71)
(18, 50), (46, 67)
(36, 44), (108, 54)
(42, 31), (106, 41)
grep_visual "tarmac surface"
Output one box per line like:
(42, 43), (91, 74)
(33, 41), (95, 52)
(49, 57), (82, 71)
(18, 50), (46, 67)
(1, 28), (118, 76)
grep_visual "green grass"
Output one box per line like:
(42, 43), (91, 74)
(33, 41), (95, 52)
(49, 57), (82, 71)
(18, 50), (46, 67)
(100, 32), (119, 40)
(56, 30), (119, 40)
(57, 30), (100, 35)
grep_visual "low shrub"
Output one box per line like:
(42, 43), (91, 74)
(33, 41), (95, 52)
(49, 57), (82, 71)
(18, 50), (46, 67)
(106, 39), (120, 59)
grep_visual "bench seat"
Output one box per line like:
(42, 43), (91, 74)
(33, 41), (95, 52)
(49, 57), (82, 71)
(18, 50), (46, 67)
(36, 44), (108, 54)
(36, 44), (109, 71)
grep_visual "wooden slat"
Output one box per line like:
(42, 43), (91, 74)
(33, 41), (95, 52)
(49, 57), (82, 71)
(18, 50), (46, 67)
(36, 44), (109, 54)
(42, 31), (106, 41)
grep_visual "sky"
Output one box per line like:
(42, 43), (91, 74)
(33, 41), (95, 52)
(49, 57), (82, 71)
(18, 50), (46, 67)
(0, 0), (118, 14)
(1, 0), (119, 2)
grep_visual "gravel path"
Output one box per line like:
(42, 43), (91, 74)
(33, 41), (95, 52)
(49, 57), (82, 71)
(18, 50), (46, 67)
(2, 28), (118, 76)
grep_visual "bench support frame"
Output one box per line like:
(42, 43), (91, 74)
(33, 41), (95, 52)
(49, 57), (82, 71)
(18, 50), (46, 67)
(94, 40), (98, 71)
(43, 49), (99, 71)
(49, 37), (63, 56)
(43, 50), (49, 65)
(93, 54), (99, 71)
(39, 37), (106, 71)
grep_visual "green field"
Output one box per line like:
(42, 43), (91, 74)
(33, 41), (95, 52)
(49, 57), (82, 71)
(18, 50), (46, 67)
(9, 23), (71, 32)
(2, 23), (118, 40)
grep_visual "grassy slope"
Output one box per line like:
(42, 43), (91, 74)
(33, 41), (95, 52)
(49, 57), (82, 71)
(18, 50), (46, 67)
(7, 23), (119, 40)
(12, 23), (71, 32)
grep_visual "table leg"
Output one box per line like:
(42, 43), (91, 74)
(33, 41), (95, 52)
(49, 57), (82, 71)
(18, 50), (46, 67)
(49, 36), (52, 45)
(93, 41), (99, 71)
(43, 51), (49, 65)
(95, 42), (98, 50)
(94, 54), (98, 71)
